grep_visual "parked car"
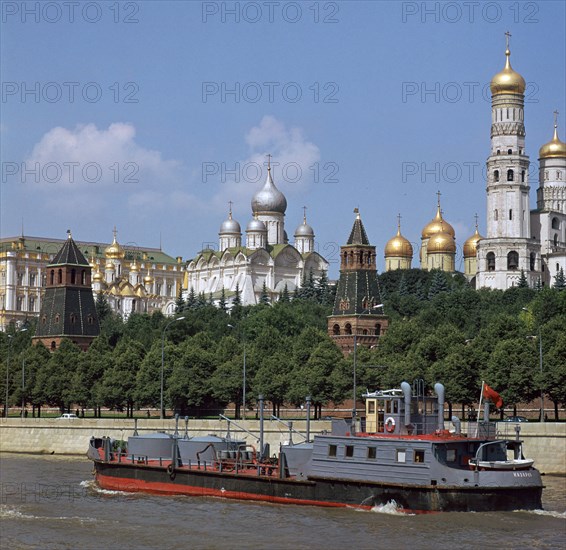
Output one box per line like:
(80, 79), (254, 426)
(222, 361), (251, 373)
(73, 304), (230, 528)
(502, 416), (528, 422)
(57, 413), (78, 419)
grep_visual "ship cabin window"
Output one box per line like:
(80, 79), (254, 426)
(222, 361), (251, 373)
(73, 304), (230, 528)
(328, 445), (337, 458)
(446, 449), (457, 463)
(396, 450), (406, 463)
(345, 445), (354, 458)
(385, 400), (399, 414)
(367, 447), (377, 460)
(414, 450), (425, 463)
(368, 400), (376, 414)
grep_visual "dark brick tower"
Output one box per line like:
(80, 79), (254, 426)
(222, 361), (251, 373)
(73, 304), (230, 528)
(328, 209), (388, 355)
(33, 231), (100, 351)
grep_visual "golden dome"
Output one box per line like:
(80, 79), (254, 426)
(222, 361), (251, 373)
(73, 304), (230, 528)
(422, 203), (455, 239)
(490, 48), (526, 96)
(92, 269), (103, 281)
(105, 228), (125, 259)
(463, 226), (484, 258)
(427, 231), (456, 254)
(130, 258), (139, 272)
(385, 218), (413, 258)
(143, 271), (154, 285)
(105, 262), (115, 271)
(539, 124), (566, 159)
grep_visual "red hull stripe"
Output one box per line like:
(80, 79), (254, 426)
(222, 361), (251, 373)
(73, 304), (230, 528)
(95, 473), (430, 514)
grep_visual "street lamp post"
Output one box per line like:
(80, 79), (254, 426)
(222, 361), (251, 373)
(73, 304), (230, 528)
(523, 308), (544, 423)
(352, 304), (384, 434)
(160, 316), (185, 419)
(4, 328), (27, 418)
(21, 358), (25, 419)
(227, 324), (246, 419)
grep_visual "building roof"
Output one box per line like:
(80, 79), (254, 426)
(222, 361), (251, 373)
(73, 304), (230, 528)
(50, 232), (89, 267)
(347, 209), (370, 245)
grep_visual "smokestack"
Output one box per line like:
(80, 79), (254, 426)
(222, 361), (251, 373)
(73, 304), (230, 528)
(434, 383), (445, 431)
(451, 416), (461, 435)
(401, 381), (411, 426)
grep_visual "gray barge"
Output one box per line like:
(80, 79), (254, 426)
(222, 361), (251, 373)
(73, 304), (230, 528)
(88, 382), (543, 512)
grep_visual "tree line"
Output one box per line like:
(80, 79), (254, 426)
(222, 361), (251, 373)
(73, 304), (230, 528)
(1, 269), (565, 419)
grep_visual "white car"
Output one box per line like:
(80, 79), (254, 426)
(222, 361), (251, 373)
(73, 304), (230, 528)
(58, 413), (78, 419)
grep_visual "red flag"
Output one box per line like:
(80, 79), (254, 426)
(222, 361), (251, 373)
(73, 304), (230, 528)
(483, 384), (503, 408)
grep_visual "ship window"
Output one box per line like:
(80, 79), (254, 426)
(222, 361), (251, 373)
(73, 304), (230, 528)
(414, 450), (425, 463)
(345, 445), (354, 458)
(446, 449), (456, 462)
(328, 445), (337, 458)
(368, 400), (375, 414)
(396, 450), (406, 463)
(367, 447), (377, 460)
(393, 400), (399, 414)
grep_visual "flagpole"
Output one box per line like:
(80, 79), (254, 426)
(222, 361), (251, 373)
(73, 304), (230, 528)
(476, 381), (485, 438)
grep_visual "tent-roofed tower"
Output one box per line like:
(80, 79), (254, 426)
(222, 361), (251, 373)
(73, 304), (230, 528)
(33, 231), (100, 351)
(328, 209), (388, 355)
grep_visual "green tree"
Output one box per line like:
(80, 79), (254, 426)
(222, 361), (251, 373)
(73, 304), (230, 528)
(175, 285), (185, 312)
(219, 287), (227, 312)
(279, 283), (290, 303)
(553, 268), (566, 290)
(95, 292), (112, 322)
(428, 270), (449, 299)
(260, 282), (270, 305)
(517, 270), (529, 288)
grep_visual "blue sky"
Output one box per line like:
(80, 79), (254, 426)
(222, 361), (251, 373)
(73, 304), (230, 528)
(1, 0), (565, 277)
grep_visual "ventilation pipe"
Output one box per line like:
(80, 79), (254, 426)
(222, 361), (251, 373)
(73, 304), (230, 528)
(258, 394), (264, 459)
(434, 383), (445, 431)
(451, 416), (461, 435)
(401, 381), (412, 426)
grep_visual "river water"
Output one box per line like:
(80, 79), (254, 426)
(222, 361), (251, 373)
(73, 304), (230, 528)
(1, 453), (564, 550)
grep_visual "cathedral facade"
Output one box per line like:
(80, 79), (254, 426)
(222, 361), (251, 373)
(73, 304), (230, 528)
(184, 162), (328, 305)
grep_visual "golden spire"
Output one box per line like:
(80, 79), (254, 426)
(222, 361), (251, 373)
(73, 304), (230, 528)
(490, 32), (526, 96)
(539, 110), (566, 159)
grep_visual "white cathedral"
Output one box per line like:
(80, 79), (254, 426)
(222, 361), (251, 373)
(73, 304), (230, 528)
(475, 36), (566, 289)
(184, 160), (328, 305)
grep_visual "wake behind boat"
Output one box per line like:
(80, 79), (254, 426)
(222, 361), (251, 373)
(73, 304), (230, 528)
(88, 382), (543, 513)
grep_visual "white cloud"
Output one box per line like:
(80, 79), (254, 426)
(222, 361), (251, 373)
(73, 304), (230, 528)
(26, 122), (181, 188)
(211, 115), (321, 216)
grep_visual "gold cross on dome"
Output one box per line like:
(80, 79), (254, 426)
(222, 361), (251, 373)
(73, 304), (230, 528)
(266, 153), (272, 170)
(505, 31), (511, 49)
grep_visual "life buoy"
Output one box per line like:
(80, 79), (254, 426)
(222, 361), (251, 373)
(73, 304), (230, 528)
(385, 417), (396, 433)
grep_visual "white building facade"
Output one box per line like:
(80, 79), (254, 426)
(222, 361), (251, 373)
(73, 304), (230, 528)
(185, 164), (328, 305)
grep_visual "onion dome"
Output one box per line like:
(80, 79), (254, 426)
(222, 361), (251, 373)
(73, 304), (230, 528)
(92, 269), (103, 282)
(246, 213), (267, 233)
(130, 258), (139, 272)
(219, 207), (241, 234)
(105, 228), (125, 259)
(427, 231), (456, 254)
(105, 262), (115, 271)
(294, 212), (314, 237)
(143, 271), (154, 285)
(251, 160), (287, 214)
(464, 218), (484, 258)
(490, 45), (526, 96)
(539, 122), (566, 159)
(422, 197), (455, 239)
(385, 216), (413, 258)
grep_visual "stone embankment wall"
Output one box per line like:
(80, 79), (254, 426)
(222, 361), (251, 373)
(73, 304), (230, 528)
(1, 418), (564, 474)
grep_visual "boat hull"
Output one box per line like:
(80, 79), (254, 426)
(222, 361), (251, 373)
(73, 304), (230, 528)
(92, 460), (543, 513)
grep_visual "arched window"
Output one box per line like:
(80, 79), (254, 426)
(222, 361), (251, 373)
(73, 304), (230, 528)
(333, 324), (340, 335)
(509, 209), (513, 220)
(494, 170), (499, 182)
(487, 252), (496, 271)
(362, 329), (368, 335)
(71, 269), (76, 284)
(375, 323), (381, 336)
(507, 169), (514, 181)
(81, 270), (86, 285)
(58, 269), (62, 284)
(557, 263), (560, 272)
(345, 323), (352, 335)
(50, 270), (54, 285)
(494, 209), (498, 221)
(51, 341), (56, 350)
(530, 252), (536, 271)
(507, 251), (519, 270)
(551, 217), (560, 230)
(55, 314), (60, 323)
(521, 170), (525, 182)
(507, 149), (512, 155)
(496, 149), (501, 155)
(554, 234), (558, 247)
